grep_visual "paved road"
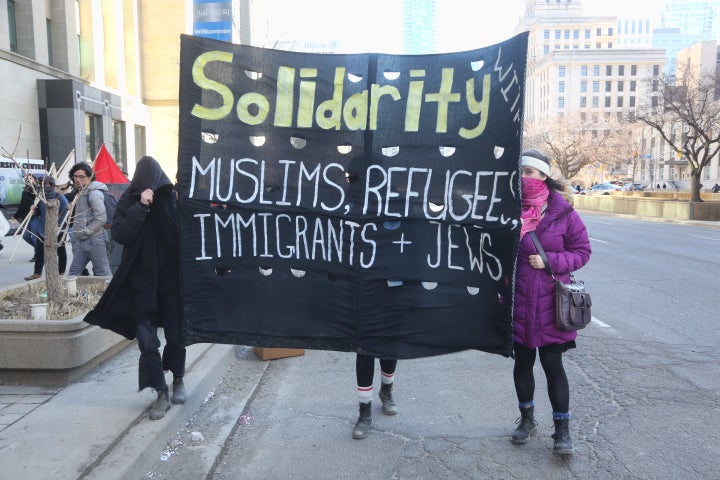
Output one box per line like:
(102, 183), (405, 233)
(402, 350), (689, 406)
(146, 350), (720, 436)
(139, 215), (720, 480)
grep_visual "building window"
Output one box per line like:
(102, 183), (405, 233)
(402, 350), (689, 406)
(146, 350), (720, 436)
(605, 96), (611, 107)
(564, 30), (570, 39)
(605, 81), (612, 92)
(617, 96), (623, 107)
(559, 81), (565, 92)
(85, 114), (102, 163)
(555, 30), (561, 39)
(559, 66), (565, 77)
(618, 65), (625, 76)
(558, 97), (565, 108)
(596, 27), (602, 36)
(607, 42), (613, 49)
(631, 65), (637, 76)
(8, 0), (18, 53)
(581, 80), (587, 92)
(544, 30), (550, 39)
(630, 96), (636, 107)
(112, 120), (127, 173)
(606, 65), (612, 76)
(585, 29), (591, 39)
(581, 65), (587, 76)
(652, 80), (658, 92)
(593, 65), (600, 76)
(134, 125), (147, 163)
(593, 81), (599, 92)
(653, 65), (659, 76)
(596, 42), (601, 48)
(573, 30), (579, 39)
(608, 27), (614, 36)
(543, 45), (550, 55)
(46, 18), (53, 66)
(651, 96), (658, 108)
(593, 96), (599, 107)
(618, 81), (624, 92)
(580, 96), (587, 107)
(630, 80), (636, 91)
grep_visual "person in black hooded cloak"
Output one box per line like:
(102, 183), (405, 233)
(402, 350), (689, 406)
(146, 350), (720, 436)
(85, 156), (186, 420)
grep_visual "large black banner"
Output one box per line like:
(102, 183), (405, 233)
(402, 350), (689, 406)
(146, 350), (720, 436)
(177, 33), (528, 358)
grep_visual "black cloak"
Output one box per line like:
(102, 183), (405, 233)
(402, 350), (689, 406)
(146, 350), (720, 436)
(84, 156), (179, 339)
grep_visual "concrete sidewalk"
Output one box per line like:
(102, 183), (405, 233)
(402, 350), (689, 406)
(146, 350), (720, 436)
(0, 339), (244, 480)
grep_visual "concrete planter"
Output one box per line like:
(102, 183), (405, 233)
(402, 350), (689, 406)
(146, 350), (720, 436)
(0, 276), (131, 386)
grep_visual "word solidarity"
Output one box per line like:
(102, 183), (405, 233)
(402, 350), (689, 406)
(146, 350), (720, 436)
(176, 33), (529, 359)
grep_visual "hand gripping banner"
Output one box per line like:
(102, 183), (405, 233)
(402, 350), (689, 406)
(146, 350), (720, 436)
(177, 33), (528, 359)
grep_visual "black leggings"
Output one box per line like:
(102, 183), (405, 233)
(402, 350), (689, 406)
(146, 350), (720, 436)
(513, 342), (569, 413)
(356, 354), (397, 387)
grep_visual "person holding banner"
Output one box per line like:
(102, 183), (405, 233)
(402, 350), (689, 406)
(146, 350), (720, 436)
(510, 150), (591, 455)
(352, 354), (398, 439)
(84, 156), (186, 421)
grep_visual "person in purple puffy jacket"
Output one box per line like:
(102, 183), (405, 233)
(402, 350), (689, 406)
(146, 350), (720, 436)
(510, 150), (591, 455)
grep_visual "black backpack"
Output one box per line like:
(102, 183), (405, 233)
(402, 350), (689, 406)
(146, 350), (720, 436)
(100, 190), (119, 224)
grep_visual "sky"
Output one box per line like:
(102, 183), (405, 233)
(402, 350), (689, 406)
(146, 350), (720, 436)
(436, 0), (666, 52)
(266, 0), (667, 54)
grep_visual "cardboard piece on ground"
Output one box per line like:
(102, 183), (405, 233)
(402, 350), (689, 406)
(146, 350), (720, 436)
(253, 347), (305, 361)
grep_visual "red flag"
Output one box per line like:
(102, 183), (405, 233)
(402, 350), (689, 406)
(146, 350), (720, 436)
(92, 144), (129, 184)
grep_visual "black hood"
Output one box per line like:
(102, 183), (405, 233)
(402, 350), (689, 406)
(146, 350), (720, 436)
(126, 156), (172, 196)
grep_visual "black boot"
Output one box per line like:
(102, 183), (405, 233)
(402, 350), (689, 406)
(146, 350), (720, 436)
(511, 406), (538, 444)
(149, 389), (171, 420)
(379, 383), (397, 415)
(171, 377), (186, 404)
(352, 402), (373, 439)
(552, 418), (574, 455)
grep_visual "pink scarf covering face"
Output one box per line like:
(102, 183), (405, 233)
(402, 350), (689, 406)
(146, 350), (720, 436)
(520, 177), (549, 239)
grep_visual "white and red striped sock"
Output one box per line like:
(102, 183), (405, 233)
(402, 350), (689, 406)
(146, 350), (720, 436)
(357, 385), (373, 404)
(380, 370), (395, 385)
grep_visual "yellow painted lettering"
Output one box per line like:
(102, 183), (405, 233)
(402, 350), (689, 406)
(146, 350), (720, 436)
(342, 91), (369, 130)
(236, 92), (270, 125)
(191, 50), (234, 121)
(369, 84), (401, 130)
(424, 68), (460, 133)
(274, 66), (295, 127)
(298, 68), (318, 128)
(459, 74), (490, 139)
(316, 67), (345, 130)
(404, 70), (425, 132)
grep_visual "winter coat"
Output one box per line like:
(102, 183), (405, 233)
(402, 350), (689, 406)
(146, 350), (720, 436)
(71, 181), (108, 241)
(513, 190), (591, 348)
(35, 190), (69, 238)
(84, 157), (179, 340)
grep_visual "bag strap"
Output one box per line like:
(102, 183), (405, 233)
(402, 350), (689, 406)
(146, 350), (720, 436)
(528, 231), (557, 280)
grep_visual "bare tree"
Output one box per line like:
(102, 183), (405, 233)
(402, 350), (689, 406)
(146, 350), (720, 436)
(636, 64), (720, 202)
(524, 114), (609, 182)
(2, 131), (66, 305)
(601, 118), (645, 186)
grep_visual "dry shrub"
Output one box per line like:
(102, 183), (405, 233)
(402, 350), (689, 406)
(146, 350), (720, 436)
(0, 281), (106, 320)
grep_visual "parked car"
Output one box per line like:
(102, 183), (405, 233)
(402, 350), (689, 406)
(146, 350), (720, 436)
(580, 183), (622, 195)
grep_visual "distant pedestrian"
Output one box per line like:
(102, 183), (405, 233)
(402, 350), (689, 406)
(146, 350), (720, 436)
(351, 354), (398, 439)
(662, 183), (666, 189)
(85, 156), (186, 421)
(24, 176), (68, 280)
(67, 162), (111, 276)
(511, 150), (591, 455)
(712, 183), (720, 193)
